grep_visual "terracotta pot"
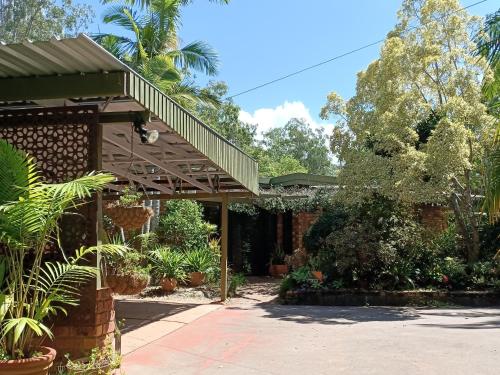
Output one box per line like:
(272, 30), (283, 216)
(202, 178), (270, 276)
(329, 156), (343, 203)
(0, 347), (56, 375)
(189, 272), (205, 287)
(160, 277), (177, 292)
(106, 274), (148, 295)
(311, 271), (323, 282)
(104, 206), (154, 231)
(269, 264), (289, 277)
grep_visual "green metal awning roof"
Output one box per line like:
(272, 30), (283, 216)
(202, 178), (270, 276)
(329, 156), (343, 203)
(0, 35), (258, 196)
(260, 173), (337, 188)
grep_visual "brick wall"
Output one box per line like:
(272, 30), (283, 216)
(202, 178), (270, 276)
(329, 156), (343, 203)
(292, 210), (322, 251)
(276, 213), (284, 248)
(51, 287), (115, 358)
(418, 204), (448, 233)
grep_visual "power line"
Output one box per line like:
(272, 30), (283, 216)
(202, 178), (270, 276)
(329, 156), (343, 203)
(226, 0), (489, 99)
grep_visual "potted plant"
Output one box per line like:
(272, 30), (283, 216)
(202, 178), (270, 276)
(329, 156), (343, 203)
(149, 248), (186, 292)
(65, 339), (120, 375)
(269, 245), (288, 277)
(105, 246), (150, 295)
(184, 248), (216, 286)
(104, 185), (154, 231)
(309, 255), (323, 282)
(0, 140), (127, 374)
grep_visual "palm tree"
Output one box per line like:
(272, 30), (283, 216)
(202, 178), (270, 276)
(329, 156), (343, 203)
(476, 10), (499, 223)
(95, 0), (222, 109)
(0, 140), (127, 358)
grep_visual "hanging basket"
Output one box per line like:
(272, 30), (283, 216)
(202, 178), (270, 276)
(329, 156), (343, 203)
(104, 205), (154, 230)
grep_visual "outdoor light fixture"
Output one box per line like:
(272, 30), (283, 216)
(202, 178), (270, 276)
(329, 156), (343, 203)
(133, 118), (159, 144)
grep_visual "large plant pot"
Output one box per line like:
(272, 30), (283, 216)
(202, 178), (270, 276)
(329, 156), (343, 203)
(311, 271), (323, 282)
(160, 277), (178, 292)
(269, 264), (289, 277)
(0, 346), (56, 375)
(104, 206), (154, 231)
(189, 272), (205, 287)
(106, 273), (149, 295)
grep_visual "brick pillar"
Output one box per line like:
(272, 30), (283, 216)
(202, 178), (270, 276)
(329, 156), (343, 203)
(51, 286), (115, 357)
(276, 213), (284, 249)
(292, 210), (322, 251)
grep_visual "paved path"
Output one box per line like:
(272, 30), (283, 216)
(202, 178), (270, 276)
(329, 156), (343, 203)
(121, 280), (500, 375)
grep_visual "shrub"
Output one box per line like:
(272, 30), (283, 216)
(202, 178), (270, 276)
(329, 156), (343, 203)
(303, 206), (348, 256)
(106, 247), (150, 278)
(149, 247), (187, 281)
(184, 248), (218, 274)
(269, 244), (286, 265)
(158, 200), (216, 251)
(228, 273), (247, 296)
(279, 267), (321, 297)
(438, 257), (468, 289)
(317, 197), (428, 289)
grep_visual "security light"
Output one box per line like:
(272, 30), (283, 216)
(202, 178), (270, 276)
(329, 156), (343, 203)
(133, 118), (159, 144)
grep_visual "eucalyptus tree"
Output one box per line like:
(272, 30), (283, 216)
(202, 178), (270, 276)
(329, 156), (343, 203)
(0, 0), (93, 43)
(97, 0), (223, 109)
(321, 0), (497, 262)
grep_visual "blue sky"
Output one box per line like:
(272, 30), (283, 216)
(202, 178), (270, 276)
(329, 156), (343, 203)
(87, 0), (496, 135)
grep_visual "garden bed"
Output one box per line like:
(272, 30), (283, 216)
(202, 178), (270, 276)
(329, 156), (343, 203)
(282, 288), (500, 307)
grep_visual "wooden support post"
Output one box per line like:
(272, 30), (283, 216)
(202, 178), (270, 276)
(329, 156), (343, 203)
(220, 193), (229, 301)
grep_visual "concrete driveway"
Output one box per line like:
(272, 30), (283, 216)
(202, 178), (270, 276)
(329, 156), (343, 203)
(121, 284), (499, 375)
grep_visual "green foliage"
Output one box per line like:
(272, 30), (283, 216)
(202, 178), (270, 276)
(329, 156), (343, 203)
(228, 273), (247, 297)
(198, 82), (257, 151)
(148, 247), (187, 281)
(260, 118), (335, 176)
(269, 245), (285, 265)
(184, 248), (218, 273)
(313, 198), (432, 289)
(96, 0), (223, 110)
(117, 185), (143, 207)
(158, 200), (216, 251)
(0, 0), (93, 43)
(256, 153), (308, 177)
(65, 339), (121, 375)
(106, 248), (150, 278)
(303, 206), (349, 256)
(230, 187), (334, 215)
(279, 267), (322, 297)
(0, 140), (128, 359)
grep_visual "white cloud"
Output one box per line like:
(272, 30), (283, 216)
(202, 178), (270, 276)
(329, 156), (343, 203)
(239, 101), (334, 140)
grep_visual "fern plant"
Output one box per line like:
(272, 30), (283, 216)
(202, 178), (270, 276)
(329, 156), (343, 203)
(0, 140), (128, 360)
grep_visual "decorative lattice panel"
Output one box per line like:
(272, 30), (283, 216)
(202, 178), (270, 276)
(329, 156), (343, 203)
(0, 106), (101, 251)
(0, 106), (99, 182)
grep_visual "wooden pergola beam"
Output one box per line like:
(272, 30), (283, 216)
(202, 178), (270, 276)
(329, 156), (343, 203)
(0, 72), (126, 101)
(220, 193), (229, 301)
(104, 133), (213, 193)
(104, 163), (173, 194)
(102, 191), (254, 201)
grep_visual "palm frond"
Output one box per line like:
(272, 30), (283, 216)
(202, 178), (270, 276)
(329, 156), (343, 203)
(0, 140), (40, 205)
(169, 41), (219, 76)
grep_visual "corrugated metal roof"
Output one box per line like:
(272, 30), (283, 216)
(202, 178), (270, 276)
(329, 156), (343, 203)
(0, 35), (127, 77)
(0, 35), (258, 195)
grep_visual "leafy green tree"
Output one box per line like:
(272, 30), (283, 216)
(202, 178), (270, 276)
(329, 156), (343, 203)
(261, 118), (335, 175)
(197, 82), (257, 150)
(0, 0), (93, 43)
(158, 200), (216, 251)
(96, 0), (223, 109)
(321, 0), (496, 262)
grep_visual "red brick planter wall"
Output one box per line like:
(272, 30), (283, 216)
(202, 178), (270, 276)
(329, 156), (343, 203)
(51, 287), (115, 357)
